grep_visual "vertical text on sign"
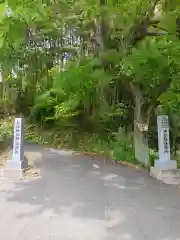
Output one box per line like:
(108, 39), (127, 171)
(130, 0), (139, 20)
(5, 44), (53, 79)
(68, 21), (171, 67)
(13, 118), (22, 157)
(15, 120), (20, 155)
(161, 116), (170, 154)
(163, 129), (169, 154)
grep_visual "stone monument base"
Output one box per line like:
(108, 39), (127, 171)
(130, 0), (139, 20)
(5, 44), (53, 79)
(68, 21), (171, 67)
(0, 159), (24, 180)
(0, 169), (23, 180)
(154, 160), (177, 170)
(150, 167), (180, 185)
(7, 160), (22, 169)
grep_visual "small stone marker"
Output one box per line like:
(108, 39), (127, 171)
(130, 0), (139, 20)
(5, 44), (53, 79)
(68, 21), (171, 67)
(154, 115), (176, 170)
(150, 115), (179, 185)
(8, 118), (24, 169)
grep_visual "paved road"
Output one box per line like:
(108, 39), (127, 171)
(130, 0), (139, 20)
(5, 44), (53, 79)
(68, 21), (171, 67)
(0, 145), (180, 240)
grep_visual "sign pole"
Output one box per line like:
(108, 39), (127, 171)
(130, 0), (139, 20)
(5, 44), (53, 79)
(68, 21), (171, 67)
(7, 118), (24, 169)
(154, 115), (176, 170)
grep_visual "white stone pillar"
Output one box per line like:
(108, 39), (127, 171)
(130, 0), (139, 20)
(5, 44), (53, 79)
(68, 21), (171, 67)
(7, 118), (24, 169)
(154, 115), (176, 170)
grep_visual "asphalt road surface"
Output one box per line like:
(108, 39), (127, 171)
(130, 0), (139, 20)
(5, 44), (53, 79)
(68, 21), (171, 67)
(0, 144), (180, 240)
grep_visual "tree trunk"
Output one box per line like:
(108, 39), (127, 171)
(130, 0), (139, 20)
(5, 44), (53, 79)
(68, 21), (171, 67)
(134, 94), (149, 167)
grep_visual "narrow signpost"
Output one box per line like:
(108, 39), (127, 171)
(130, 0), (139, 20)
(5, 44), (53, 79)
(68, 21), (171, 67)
(5, 118), (25, 178)
(150, 115), (180, 184)
(154, 115), (176, 170)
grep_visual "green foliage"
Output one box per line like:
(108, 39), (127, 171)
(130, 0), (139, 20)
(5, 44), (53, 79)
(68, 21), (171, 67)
(0, 116), (13, 142)
(110, 133), (135, 163)
(149, 148), (158, 166)
(24, 126), (136, 165)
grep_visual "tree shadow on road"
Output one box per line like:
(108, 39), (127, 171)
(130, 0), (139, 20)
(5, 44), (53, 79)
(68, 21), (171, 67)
(2, 147), (180, 240)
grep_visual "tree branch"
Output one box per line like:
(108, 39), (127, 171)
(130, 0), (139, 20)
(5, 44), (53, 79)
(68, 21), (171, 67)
(149, 19), (160, 25)
(27, 28), (39, 48)
(144, 0), (160, 21)
(146, 31), (168, 36)
(125, 0), (161, 47)
(151, 24), (168, 32)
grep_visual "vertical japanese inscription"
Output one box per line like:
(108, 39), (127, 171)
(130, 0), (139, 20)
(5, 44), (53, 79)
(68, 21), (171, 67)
(13, 118), (22, 157)
(161, 116), (170, 155)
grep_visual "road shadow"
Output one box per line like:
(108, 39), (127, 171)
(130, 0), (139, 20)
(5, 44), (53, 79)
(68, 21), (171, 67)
(2, 146), (180, 240)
